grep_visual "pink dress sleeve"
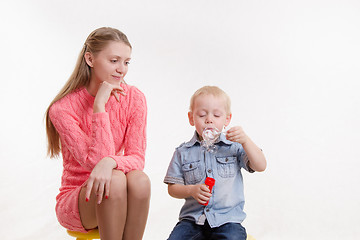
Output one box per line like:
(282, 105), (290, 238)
(49, 103), (116, 172)
(109, 87), (147, 173)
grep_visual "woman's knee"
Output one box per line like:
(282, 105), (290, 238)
(126, 170), (151, 200)
(108, 170), (127, 200)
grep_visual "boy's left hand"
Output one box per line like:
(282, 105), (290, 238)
(226, 126), (248, 144)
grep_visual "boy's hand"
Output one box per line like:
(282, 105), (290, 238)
(226, 126), (248, 145)
(190, 184), (212, 205)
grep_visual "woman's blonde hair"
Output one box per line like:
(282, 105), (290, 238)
(189, 86), (231, 114)
(45, 27), (131, 158)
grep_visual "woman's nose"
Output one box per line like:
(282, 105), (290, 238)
(116, 64), (125, 74)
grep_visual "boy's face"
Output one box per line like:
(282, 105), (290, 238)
(188, 94), (232, 139)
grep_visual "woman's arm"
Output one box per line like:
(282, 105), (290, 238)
(109, 87), (147, 173)
(49, 103), (116, 172)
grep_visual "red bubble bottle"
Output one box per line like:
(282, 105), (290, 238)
(203, 177), (215, 206)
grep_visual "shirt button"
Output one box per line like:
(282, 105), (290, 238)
(206, 208), (210, 212)
(225, 158), (229, 162)
(207, 169), (212, 173)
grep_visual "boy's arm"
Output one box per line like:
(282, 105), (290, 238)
(168, 183), (212, 205)
(242, 137), (267, 172)
(227, 126), (267, 172)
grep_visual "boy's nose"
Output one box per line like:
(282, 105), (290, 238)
(205, 118), (213, 124)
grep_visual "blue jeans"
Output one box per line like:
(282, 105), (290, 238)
(167, 219), (247, 240)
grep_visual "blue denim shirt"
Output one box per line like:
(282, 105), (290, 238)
(164, 131), (254, 228)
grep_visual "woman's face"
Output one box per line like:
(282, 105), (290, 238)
(86, 41), (132, 86)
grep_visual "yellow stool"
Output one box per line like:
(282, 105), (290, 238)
(67, 229), (100, 240)
(67, 229), (255, 240)
(247, 234), (256, 240)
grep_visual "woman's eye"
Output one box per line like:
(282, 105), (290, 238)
(110, 59), (117, 63)
(125, 61), (130, 65)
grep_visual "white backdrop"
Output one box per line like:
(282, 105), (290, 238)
(1, 0), (359, 239)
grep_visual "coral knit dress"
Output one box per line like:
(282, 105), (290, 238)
(49, 84), (147, 232)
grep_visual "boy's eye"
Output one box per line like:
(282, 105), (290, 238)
(125, 61), (130, 65)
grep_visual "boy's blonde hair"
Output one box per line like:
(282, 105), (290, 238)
(189, 86), (231, 114)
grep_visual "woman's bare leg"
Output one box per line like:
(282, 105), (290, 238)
(122, 170), (151, 240)
(79, 170), (128, 240)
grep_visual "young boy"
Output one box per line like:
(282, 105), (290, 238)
(164, 86), (266, 240)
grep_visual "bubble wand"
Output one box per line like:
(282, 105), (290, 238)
(201, 127), (226, 152)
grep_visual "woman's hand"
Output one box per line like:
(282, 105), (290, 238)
(93, 81), (126, 113)
(189, 184), (212, 205)
(84, 157), (117, 204)
(226, 126), (249, 145)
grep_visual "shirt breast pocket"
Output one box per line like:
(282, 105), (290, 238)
(216, 156), (237, 178)
(182, 161), (203, 184)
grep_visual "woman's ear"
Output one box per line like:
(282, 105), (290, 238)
(225, 113), (232, 127)
(84, 52), (94, 67)
(188, 111), (195, 126)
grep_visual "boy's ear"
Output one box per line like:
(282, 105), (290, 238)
(225, 113), (232, 127)
(188, 111), (195, 126)
(84, 52), (94, 67)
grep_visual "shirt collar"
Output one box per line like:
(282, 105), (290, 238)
(183, 131), (233, 148)
(217, 132), (233, 145)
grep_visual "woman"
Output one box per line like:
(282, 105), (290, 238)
(45, 27), (150, 240)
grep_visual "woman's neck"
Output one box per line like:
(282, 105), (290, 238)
(86, 78), (100, 97)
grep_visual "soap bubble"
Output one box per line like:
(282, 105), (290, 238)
(201, 127), (221, 152)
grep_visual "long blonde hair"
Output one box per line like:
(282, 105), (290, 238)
(45, 27), (132, 158)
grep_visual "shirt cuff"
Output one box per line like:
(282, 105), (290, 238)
(164, 176), (185, 185)
(244, 155), (255, 173)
